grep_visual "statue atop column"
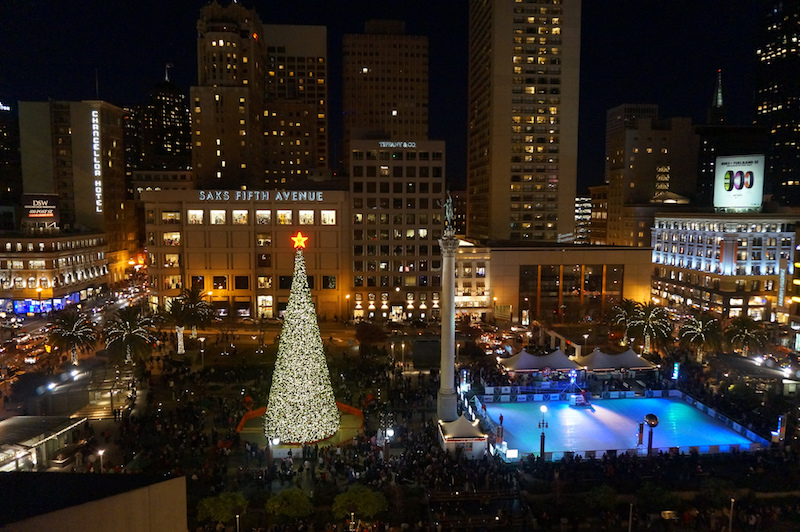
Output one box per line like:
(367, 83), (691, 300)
(444, 190), (455, 237)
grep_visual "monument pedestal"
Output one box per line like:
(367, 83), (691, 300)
(437, 388), (458, 422)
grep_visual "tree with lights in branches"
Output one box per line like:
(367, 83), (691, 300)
(264, 232), (340, 443)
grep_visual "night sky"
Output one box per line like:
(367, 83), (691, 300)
(0, 0), (762, 192)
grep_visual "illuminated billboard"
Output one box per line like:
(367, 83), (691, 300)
(23, 193), (59, 223)
(713, 154), (765, 210)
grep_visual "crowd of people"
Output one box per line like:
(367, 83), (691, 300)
(49, 323), (800, 531)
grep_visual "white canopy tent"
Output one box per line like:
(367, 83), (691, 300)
(501, 348), (580, 372)
(575, 347), (657, 371)
(438, 415), (488, 459)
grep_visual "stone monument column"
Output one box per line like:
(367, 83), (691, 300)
(438, 193), (458, 421)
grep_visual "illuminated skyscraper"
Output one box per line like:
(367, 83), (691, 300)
(125, 73), (191, 174)
(0, 102), (21, 212)
(755, 0), (800, 204)
(604, 104), (697, 247)
(191, 1), (266, 189)
(342, 20), (429, 171)
(19, 100), (136, 284)
(467, 0), (581, 243)
(263, 25), (329, 186)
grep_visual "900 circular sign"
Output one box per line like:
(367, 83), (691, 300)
(723, 170), (754, 191)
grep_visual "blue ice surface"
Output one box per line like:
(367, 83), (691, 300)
(488, 397), (756, 457)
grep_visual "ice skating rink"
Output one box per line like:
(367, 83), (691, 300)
(487, 397), (757, 457)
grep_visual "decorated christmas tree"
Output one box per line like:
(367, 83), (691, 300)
(264, 232), (341, 443)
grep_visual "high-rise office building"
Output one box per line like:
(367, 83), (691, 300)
(191, 1), (266, 190)
(466, 0), (581, 243)
(695, 73), (768, 208)
(348, 140), (445, 322)
(605, 104), (698, 247)
(19, 100), (136, 284)
(755, 0), (800, 204)
(125, 74), (191, 175)
(263, 25), (329, 186)
(342, 20), (429, 171)
(141, 78), (191, 171)
(0, 102), (21, 215)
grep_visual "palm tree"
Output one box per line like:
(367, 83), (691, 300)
(629, 302), (672, 355)
(105, 305), (157, 364)
(610, 299), (642, 346)
(49, 309), (98, 365)
(158, 297), (189, 355)
(181, 287), (213, 339)
(678, 313), (723, 362)
(725, 315), (767, 358)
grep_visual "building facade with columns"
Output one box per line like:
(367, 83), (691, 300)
(490, 244), (653, 325)
(651, 212), (797, 321)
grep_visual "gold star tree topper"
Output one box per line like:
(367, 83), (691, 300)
(291, 231), (309, 249)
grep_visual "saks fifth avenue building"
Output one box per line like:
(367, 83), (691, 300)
(142, 189), (352, 320)
(142, 187), (653, 324)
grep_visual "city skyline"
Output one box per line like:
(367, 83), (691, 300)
(0, 0), (761, 190)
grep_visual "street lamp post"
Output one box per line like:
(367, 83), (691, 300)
(538, 405), (548, 458)
(36, 287), (42, 314)
(345, 294), (350, 323)
(729, 498), (735, 532)
(401, 341), (406, 370)
(98, 449), (104, 473)
(199, 337), (206, 368)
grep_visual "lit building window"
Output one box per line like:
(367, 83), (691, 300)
(299, 210), (314, 225)
(277, 210), (293, 225)
(232, 210), (248, 225)
(321, 210), (337, 225)
(210, 210), (226, 225)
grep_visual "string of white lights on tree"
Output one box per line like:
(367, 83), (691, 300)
(264, 232), (341, 443)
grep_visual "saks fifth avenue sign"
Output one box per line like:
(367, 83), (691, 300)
(198, 190), (325, 202)
(91, 110), (103, 213)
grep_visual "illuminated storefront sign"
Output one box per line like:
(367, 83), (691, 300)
(198, 190), (325, 202)
(23, 194), (59, 222)
(378, 141), (417, 148)
(91, 110), (103, 213)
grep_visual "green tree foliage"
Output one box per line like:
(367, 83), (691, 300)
(264, 247), (340, 443)
(49, 309), (98, 365)
(724, 315), (767, 357)
(196, 491), (247, 525)
(181, 287), (213, 338)
(635, 482), (679, 513)
(587, 484), (618, 514)
(679, 313), (723, 362)
(332, 484), (388, 520)
(265, 487), (314, 522)
(629, 302), (672, 354)
(157, 298), (189, 354)
(610, 299), (641, 345)
(697, 478), (735, 509)
(104, 305), (156, 364)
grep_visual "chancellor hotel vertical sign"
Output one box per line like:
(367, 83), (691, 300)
(91, 109), (103, 213)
